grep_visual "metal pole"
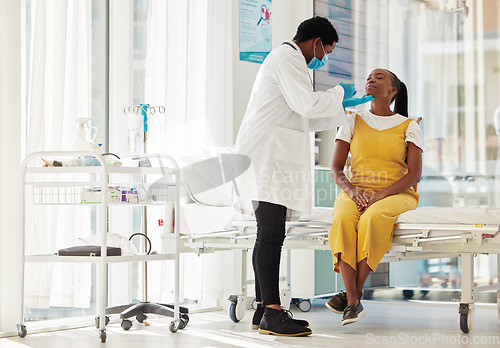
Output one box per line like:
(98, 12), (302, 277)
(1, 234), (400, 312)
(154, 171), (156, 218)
(460, 253), (474, 303)
(174, 160), (180, 320)
(143, 131), (148, 302)
(98, 159), (109, 331)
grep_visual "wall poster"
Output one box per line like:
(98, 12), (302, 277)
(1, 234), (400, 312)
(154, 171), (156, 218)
(239, 0), (272, 63)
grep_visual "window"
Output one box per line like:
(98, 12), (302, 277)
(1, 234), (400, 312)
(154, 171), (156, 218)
(22, 0), (233, 324)
(23, 0), (107, 322)
(315, 0), (499, 303)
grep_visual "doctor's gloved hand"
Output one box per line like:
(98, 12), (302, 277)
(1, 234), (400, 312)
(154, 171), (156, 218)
(342, 94), (374, 108)
(339, 82), (356, 100)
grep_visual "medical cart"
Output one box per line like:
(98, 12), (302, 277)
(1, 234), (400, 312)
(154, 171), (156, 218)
(18, 151), (185, 342)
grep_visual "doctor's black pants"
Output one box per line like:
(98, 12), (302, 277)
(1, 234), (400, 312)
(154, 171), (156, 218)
(252, 200), (287, 307)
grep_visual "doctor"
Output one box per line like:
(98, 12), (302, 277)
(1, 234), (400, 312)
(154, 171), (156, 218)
(235, 16), (373, 336)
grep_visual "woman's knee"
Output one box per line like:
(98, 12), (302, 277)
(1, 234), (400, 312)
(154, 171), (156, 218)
(357, 208), (384, 226)
(332, 213), (359, 230)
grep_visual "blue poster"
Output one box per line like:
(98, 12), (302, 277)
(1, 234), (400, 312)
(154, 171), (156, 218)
(239, 0), (272, 64)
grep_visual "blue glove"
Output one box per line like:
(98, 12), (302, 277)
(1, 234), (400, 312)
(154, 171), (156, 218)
(342, 95), (374, 108)
(339, 82), (356, 100)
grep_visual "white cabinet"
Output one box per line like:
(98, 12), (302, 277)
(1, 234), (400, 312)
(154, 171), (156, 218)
(19, 151), (184, 342)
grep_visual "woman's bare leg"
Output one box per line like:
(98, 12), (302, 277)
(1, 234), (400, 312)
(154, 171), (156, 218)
(339, 257), (358, 305)
(355, 258), (372, 299)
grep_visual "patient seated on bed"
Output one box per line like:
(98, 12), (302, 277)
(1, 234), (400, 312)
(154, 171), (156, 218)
(326, 68), (423, 326)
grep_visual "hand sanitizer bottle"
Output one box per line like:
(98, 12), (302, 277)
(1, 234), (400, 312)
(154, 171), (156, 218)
(73, 117), (91, 151)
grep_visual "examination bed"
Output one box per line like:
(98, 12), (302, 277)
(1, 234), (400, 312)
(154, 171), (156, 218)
(170, 147), (500, 333)
(180, 202), (500, 333)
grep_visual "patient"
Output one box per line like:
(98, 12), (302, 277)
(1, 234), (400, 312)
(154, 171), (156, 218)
(326, 68), (423, 325)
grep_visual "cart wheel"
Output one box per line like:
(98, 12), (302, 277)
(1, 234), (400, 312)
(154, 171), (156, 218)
(251, 299), (258, 310)
(403, 290), (414, 300)
(136, 314), (147, 323)
(100, 329), (106, 343)
(229, 302), (240, 323)
(297, 299), (312, 312)
(178, 318), (187, 330)
(17, 324), (27, 338)
(95, 315), (110, 329)
(121, 319), (133, 331)
(169, 320), (180, 333)
(181, 313), (189, 324)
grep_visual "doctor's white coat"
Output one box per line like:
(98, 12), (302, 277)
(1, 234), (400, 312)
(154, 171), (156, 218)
(234, 41), (346, 216)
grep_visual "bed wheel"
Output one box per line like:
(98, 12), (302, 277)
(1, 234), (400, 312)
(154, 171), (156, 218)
(362, 289), (374, 300)
(228, 295), (246, 323)
(402, 290), (414, 300)
(229, 302), (239, 322)
(297, 299), (312, 312)
(459, 313), (471, 333)
(17, 324), (27, 338)
(458, 303), (474, 333)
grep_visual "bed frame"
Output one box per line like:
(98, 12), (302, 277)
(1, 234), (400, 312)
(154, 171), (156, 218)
(182, 209), (500, 334)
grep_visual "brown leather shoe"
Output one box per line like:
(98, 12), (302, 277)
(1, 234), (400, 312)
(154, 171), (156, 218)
(342, 301), (365, 326)
(325, 291), (347, 314)
(325, 291), (363, 314)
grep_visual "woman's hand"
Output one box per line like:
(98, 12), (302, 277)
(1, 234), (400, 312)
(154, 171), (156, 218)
(346, 187), (370, 211)
(361, 191), (387, 212)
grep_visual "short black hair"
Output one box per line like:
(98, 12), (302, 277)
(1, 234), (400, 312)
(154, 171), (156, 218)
(293, 16), (339, 45)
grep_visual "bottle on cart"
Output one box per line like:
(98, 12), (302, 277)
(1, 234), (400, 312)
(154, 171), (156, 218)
(127, 112), (144, 154)
(73, 117), (91, 151)
(69, 117), (91, 166)
(91, 128), (103, 155)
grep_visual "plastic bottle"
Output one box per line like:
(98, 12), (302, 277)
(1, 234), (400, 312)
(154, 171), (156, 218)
(91, 128), (103, 155)
(73, 117), (91, 151)
(127, 112), (144, 154)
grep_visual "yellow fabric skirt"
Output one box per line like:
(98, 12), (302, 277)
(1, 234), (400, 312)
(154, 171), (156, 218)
(328, 189), (419, 273)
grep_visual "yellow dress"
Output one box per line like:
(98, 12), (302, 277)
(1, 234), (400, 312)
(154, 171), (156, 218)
(328, 114), (420, 273)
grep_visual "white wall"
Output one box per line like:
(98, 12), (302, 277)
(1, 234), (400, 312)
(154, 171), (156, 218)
(225, 0), (313, 305)
(232, 0), (313, 141)
(0, 0), (23, 335)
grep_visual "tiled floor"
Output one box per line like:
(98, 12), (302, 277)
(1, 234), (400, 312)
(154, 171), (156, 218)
(1, 300), (499, 347)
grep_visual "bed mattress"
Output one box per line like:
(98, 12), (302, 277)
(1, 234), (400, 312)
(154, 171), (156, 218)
(181, 203), (500, 237)
(305, 207), (500, 225)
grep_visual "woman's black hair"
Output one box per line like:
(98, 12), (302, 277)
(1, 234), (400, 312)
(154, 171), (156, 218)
(385, 70), (408, 117)
(293, 16), (339, 46)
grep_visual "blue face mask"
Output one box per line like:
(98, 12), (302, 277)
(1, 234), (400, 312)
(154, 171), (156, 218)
(307, 40), (328, 70)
